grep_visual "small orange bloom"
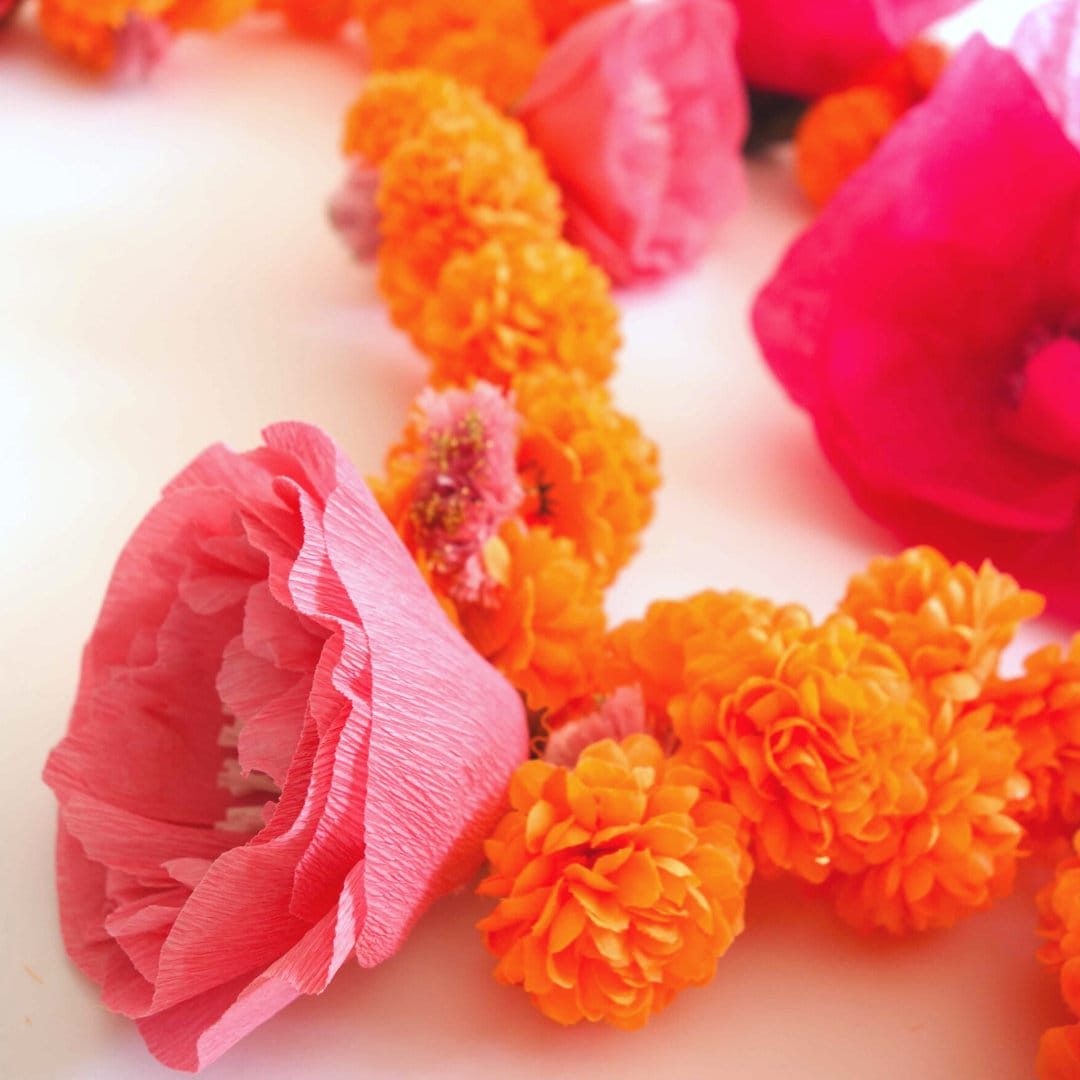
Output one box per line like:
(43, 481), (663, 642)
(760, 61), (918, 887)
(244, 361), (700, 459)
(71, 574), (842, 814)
(986, 636), (1080, 831)
(164, 0), (252, 31)
(416, 239), (619, 388)
(840, 546), (1044, 706)
(457, 520), (605, 715)
(1036, 836), (1080, 1079)
(353, 0), (544, 107)
(376, 116), (563, 330)
(513, 365), (658, 583)
(796, 42), (949, 209)
(830, 699), (1027, 933)
(342, 69), (494, 167)
(477, 735), (752, 1029)
(672, 616), (929, 884)
(602, 590), (812, 735)
(39, 1), (117, 71)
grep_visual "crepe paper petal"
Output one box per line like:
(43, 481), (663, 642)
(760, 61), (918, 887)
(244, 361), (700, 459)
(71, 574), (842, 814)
(1014, 0), (1080, 149)
(754, 37), (1080, 618)
(518, 0), (747, 285)
(735, 0), (973, 98)
(44, 423), (527, 1071)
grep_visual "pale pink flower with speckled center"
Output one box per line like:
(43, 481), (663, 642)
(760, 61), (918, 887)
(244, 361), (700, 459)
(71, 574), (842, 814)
(543, 685), (650, 767)
(409, 382), (524, 605)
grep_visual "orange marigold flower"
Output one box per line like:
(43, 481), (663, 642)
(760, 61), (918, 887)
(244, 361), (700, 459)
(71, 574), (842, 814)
(416, 239), (619, 388)
(457, 520), (605, 715)
(830, 699), (1027, 934)
(531, 0), (617, 41)
(477, 735), (752, 1029)
(602, 590), (813, 734)
(796, 41), (949, 209)
(164, 0), (253, 31)
(986, 636), (1080, 831)
(354, 0), (544, 107)
(39, 1), (117, 71)
(672, 616), (930, 884)
(376, 116), (563, 330)
(1036, 836), (1080, 1079)
(839, 546), (1044, 706)
(512, 365), (658, 583)
(342, 69), (494, 166)
(795, 85), (905, 209)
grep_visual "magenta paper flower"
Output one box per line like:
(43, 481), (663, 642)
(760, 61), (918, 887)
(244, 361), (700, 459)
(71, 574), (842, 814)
(1014, 0), (1080, 147)
(754, 37), (1080, 618)
(736, 0), (972, 97)
(517, 0), (747, 285)
(43, 423), (527, 1071)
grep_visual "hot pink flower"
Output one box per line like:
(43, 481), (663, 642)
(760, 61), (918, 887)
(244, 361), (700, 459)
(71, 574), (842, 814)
(1014, 0), (1080, 147)
(517, 0), (747, 285)
(736, 0), (972, 97)
(43, 423), (527, 1072)
(754, 37), (1080, 619)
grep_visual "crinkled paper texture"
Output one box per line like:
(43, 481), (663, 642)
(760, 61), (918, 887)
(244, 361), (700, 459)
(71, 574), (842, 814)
(753, 38), (1080, 617)
(44, 423), (528, 1071)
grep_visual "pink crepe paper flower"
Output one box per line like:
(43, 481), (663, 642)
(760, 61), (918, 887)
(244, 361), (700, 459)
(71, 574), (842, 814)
(408, 382), (524, 605)
(754, 37), (1080, 619)
(0, 0), (22, 26)
(735, 0), (972, 97)
(516, 0), (748, 286)
(543, 684), (649, 767)
(113, 15), (173, 84)
(328, 160), (381, 261)
(1014, 0), (1080, 148)
(43, 423), (528, 1072)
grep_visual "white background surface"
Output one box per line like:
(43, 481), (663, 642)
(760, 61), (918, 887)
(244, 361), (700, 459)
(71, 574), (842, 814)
(2, 1), (1071, 1077)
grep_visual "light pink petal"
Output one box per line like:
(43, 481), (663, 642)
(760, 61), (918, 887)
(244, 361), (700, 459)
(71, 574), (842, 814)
(544, 685), (649, 767)
(1014, 0), (1080, 147)
(328, 160), (382, 261)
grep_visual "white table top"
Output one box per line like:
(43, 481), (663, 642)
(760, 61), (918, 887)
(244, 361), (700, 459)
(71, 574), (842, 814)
(2, 1), (1070, 1076)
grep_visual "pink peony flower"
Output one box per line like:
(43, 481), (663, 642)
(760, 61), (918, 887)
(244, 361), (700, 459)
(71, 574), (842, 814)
(328, 160), (381, 262)
(735, 0), (972, 97)
(43, 423), (528, 1071)
(754, 37), (1080, 618)
(517, 0), (748, 286)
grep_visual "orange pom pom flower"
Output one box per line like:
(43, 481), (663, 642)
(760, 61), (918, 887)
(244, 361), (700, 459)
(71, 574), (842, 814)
(416, 239), (620, 388)
(987, 636), (1080, 831)
(1036, 835), (1080, 1079)
(839, 546), (1044, 706)
(478, 735), (752, 1029)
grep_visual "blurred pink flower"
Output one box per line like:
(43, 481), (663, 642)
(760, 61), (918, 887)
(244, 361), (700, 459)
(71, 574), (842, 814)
(114, 15), (172, 84)
(736, 0), (972, 97)
(517, 0), (747, 285)
(543, 685), (649, 767)
(328, 160), (381, 261)
(754, 37), (1080, 617)
(44, 423), (527, 1071)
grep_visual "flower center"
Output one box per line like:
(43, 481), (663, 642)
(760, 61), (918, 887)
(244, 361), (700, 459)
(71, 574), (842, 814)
(1001, 335), (1080, 467)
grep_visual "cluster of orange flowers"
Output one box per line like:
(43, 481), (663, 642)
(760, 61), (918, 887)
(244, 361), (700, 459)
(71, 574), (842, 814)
(795, 39), (949, 208)
(32, 0), (604, 98)
(348, 70), (658, 717)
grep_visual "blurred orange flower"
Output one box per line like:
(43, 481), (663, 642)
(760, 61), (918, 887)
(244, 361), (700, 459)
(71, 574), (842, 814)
(1036, 836), (1080, 1079)
(478, 735), (752, 1028)
(416, 239), (620, 388)
(986, 636), (1080, 832)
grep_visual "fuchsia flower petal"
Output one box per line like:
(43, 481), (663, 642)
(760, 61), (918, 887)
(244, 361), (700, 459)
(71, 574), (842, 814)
(44, 423), (528, 1071)
(754, 37), (1080, 617)
(518, 0), (747, 285)
(736, 0), (973, 97)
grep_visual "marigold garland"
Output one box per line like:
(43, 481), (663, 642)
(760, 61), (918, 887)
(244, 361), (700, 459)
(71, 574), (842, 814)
(1037, 837), (1080, 1079)
(477, 735), (752, 1029)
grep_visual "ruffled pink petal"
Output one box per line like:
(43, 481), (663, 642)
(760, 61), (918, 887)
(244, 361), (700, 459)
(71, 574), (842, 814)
(544, 685), (649, 767)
